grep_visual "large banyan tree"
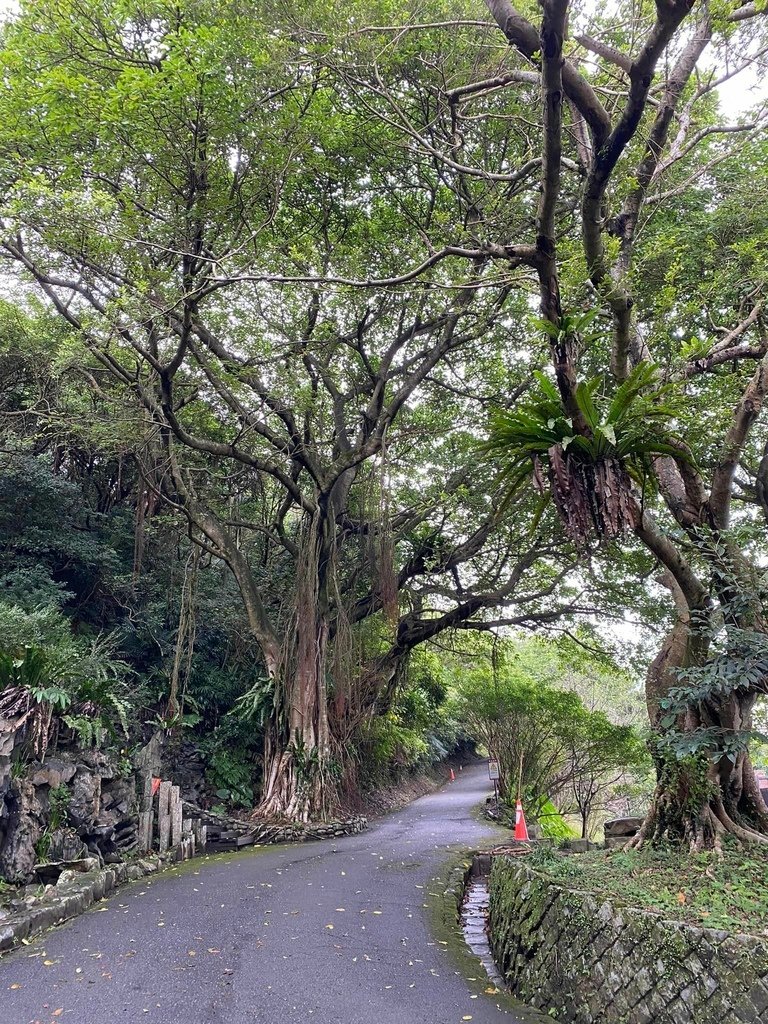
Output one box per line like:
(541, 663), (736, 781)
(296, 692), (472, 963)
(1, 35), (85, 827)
(0, 0), (595, 819)
(2, 0), (768, 837)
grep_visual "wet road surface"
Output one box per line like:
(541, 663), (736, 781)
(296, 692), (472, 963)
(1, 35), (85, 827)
(3, 765), (541, 1024)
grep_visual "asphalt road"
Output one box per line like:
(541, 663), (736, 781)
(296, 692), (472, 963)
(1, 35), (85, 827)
(3, 766), (542, 1024)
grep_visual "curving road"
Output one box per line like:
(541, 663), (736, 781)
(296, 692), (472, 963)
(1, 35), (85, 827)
(3, 766), (542, 1024)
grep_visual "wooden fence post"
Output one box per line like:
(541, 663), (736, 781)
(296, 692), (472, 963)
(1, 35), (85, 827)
(137, 774), (154, 852)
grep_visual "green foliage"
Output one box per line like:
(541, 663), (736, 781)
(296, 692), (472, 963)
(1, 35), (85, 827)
(533, 843), (768, 934)
(658, 555), (768, 763)
(0, 0), (764, 834)
(536, 798), (578, 841)
(231, 673), (277, 730)
(34, 784), (71, 861)
(483, 361), (685, 496)
(205, 747), (255, 810)
(47, 785), (71, 831)
(448, 636), (649, 829)
(0, 613), (133, 755)
(356, 648), (461, 787)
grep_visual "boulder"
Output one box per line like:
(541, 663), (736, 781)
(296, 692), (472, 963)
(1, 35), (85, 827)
(34, 857), (99, 885)
(68, 769), (101, 826)
(99, 776), (137, 824)
(134, 732), (164, 777)
(29, 758), (77, 790)
(604, 835), (631, 849)
(80, 823), (121, 864)
(159, 741), (206, 805)
(0, 719), (23, 860)
(47, 827), (88, 863)
(0, 719), (20, 794)
(603, 816), (644, 839)
(0, 780), (45, 883)
(563, 838), (599, 853)
(56, 868), (80, 887)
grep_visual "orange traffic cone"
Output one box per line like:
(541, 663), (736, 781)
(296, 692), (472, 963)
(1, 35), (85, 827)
(450, 767), (456, 782)
(514, 799), (529, 841)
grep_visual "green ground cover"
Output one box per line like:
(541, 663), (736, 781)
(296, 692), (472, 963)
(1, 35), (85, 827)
(529, 843), (768, 936)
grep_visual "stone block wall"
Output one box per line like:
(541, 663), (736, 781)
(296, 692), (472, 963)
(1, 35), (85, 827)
(488, 858), (768, 1024)
(189, 803), (368, 844)
(0, 749), (139, 883)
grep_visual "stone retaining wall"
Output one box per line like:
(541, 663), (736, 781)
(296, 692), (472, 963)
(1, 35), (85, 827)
(187, 803), (368, 844)
(488, 858), (768, 1024)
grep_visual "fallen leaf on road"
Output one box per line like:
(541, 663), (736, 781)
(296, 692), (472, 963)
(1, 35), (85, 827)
(52, 1010), (63, 1017)
(43, 960), (57, 966)
(9, 983), (21, 989)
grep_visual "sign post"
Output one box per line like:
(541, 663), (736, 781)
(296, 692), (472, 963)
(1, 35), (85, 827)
(488, 759), (500, 808)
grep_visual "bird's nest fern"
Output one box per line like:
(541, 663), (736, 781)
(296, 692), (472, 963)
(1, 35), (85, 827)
(484, 361), (686, 542)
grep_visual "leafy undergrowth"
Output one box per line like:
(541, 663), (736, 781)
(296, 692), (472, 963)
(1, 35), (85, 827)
(528, 842), (768, 936)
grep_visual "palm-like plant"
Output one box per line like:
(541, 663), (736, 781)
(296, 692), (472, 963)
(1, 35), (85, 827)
(484, 361), (686, 542)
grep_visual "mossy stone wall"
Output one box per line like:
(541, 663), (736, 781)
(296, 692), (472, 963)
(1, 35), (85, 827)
(488, 857), (768, 1023)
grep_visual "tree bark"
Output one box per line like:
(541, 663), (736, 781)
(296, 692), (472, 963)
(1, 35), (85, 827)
(632, 592), (768, 851)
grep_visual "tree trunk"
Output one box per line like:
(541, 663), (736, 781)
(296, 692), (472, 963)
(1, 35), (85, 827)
(257, 509), (338, 822)
(257, 619), (334, 822)
(631, 627), (768, 852)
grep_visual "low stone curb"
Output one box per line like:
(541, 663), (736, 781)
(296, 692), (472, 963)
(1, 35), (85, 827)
(445, 857), (474, 917)
(188, 804), (369, 845)
(0, 855), (166, 955)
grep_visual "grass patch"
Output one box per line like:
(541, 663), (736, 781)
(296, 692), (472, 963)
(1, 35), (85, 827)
(527, 842), (768, 936)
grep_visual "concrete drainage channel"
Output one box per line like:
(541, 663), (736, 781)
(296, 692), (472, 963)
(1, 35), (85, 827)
(457, 852), (509, 989)
(453, 851), (550, 1023)
(461, 871), (506, 989)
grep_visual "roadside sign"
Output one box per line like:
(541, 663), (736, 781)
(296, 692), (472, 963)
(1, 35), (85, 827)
(488, 759), (500, 781)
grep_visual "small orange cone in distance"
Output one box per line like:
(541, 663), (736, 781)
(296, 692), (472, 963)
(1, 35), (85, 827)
(514, 799), (529, 841)
(450, 767), (456, 782)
